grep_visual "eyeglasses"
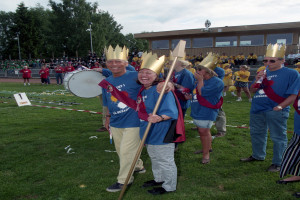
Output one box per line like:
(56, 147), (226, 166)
(263, 59), (277, 63)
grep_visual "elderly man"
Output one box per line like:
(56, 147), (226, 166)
(241, 44), (300, 172)
(98, 45), (145, 192)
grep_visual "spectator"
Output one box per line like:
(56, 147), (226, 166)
(247, 53), (258, 65)
(234, 65), (252, 102)
(39, 65), (48, 85)
(54, 64), (64, 85)
(65, 62), (75, 73)
(19, 65), (32, 86)
(223, 64), (236, 97)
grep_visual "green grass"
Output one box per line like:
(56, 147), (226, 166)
(0, 82), (297, 200)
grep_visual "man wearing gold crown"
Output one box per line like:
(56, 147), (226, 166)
(241, 44), (300, 172)
(190, 53), (224, 164)
(98, 45), (146, 192)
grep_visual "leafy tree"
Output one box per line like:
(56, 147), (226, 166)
(0, 0), (149, 60)
(0, 11), (14, 59)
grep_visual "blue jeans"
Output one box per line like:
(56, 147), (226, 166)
(250, 110), (289, 166)
(55, 73), (63, 84)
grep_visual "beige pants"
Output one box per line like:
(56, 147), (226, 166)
(110, 126), (144, 184)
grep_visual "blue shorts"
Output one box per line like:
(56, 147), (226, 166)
(193, 119), (214, 128)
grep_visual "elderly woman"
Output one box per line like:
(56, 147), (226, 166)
(136, 53), (180, 195)
(190, 53), (224, 164)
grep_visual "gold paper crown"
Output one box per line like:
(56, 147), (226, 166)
(105, 45), (129, 61)
(140, 52), (165, 75)
(265, 43), (286, 58)
(199, 52), (219, 70)
(169, 50), (186, 61)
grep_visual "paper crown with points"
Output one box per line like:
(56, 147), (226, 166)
(105, 45), (129, 61)
(199, 52), (219, 70)
(140, 52), (165, 75)
(265, 43), (286, 58)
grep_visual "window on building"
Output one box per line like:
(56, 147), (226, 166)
(266, 33), (293, 45)
(171, 39), (191, 49)
(240, 35), (264, 46)
(192, 38), (213, 48)
(215, 36), (237, 47)
(151, 40), (169, 50)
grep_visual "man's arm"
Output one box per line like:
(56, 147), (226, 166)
(273, 94), (297, 111)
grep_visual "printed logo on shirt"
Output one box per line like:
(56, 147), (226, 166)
(191, 89), (197, 102)
(254, 89), (267, 99)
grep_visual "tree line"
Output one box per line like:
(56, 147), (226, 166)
(0, 0), (149, 60)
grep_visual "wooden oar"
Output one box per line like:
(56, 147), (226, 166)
(118, 40), (186, 200)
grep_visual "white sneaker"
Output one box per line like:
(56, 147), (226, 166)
(28, 83), (30, 86)
(231, 92), (237, 96)
(223, 92), (226, 96)
(236, 98), (242, 101)
(24, 83), (26, 86)
(248, 98), (252, 102)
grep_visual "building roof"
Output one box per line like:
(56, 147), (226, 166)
(134, 21), (300, 39)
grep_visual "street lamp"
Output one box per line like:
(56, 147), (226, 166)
(87, 22), (93, 55)
(16, 32), (21, 60)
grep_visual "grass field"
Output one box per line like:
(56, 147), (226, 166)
(0, 82), (297, 200)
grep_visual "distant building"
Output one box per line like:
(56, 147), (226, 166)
(134, 21), (300, 58)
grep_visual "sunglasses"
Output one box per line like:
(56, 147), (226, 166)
(263, 59), (277, 63)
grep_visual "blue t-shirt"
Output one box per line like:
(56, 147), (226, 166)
(174, 68), (195, 110)
(190, 76), (224, 121)
(102, 71), (141, 128)
(102, 64), (136, 77)
(139, 86), (178, 145)
(214, 67), (225, 80)
(251, 67), (300, 114)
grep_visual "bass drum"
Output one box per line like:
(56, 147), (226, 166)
(63, 71), (79, 91)
(67, 70), (105, 98)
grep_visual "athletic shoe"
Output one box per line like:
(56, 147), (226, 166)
(267, 164), (280, 172)
(223, 92), (226, 96)
(249, 98), (252, 102)
(236, 98), (242, 101)
(231, 92), (237, 96)
(106, 182), (131, 192)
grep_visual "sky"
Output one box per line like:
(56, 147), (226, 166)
(1, 0), (300, 34)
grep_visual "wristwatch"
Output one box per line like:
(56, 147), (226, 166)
(276, 106), (283, 110)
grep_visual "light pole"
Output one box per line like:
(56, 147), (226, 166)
(16, 32), (21, 60)
(87, 22), (93, 55)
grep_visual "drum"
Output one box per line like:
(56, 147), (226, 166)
(63, 71), (78, 90)
(66, 70), (105, 98)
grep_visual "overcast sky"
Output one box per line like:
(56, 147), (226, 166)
(1, 0), (300, 34)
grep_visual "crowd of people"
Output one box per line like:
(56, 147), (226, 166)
(88, 43), (300, 198)
(2, 43), (300, 197)
(6, 43), (300, 197)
